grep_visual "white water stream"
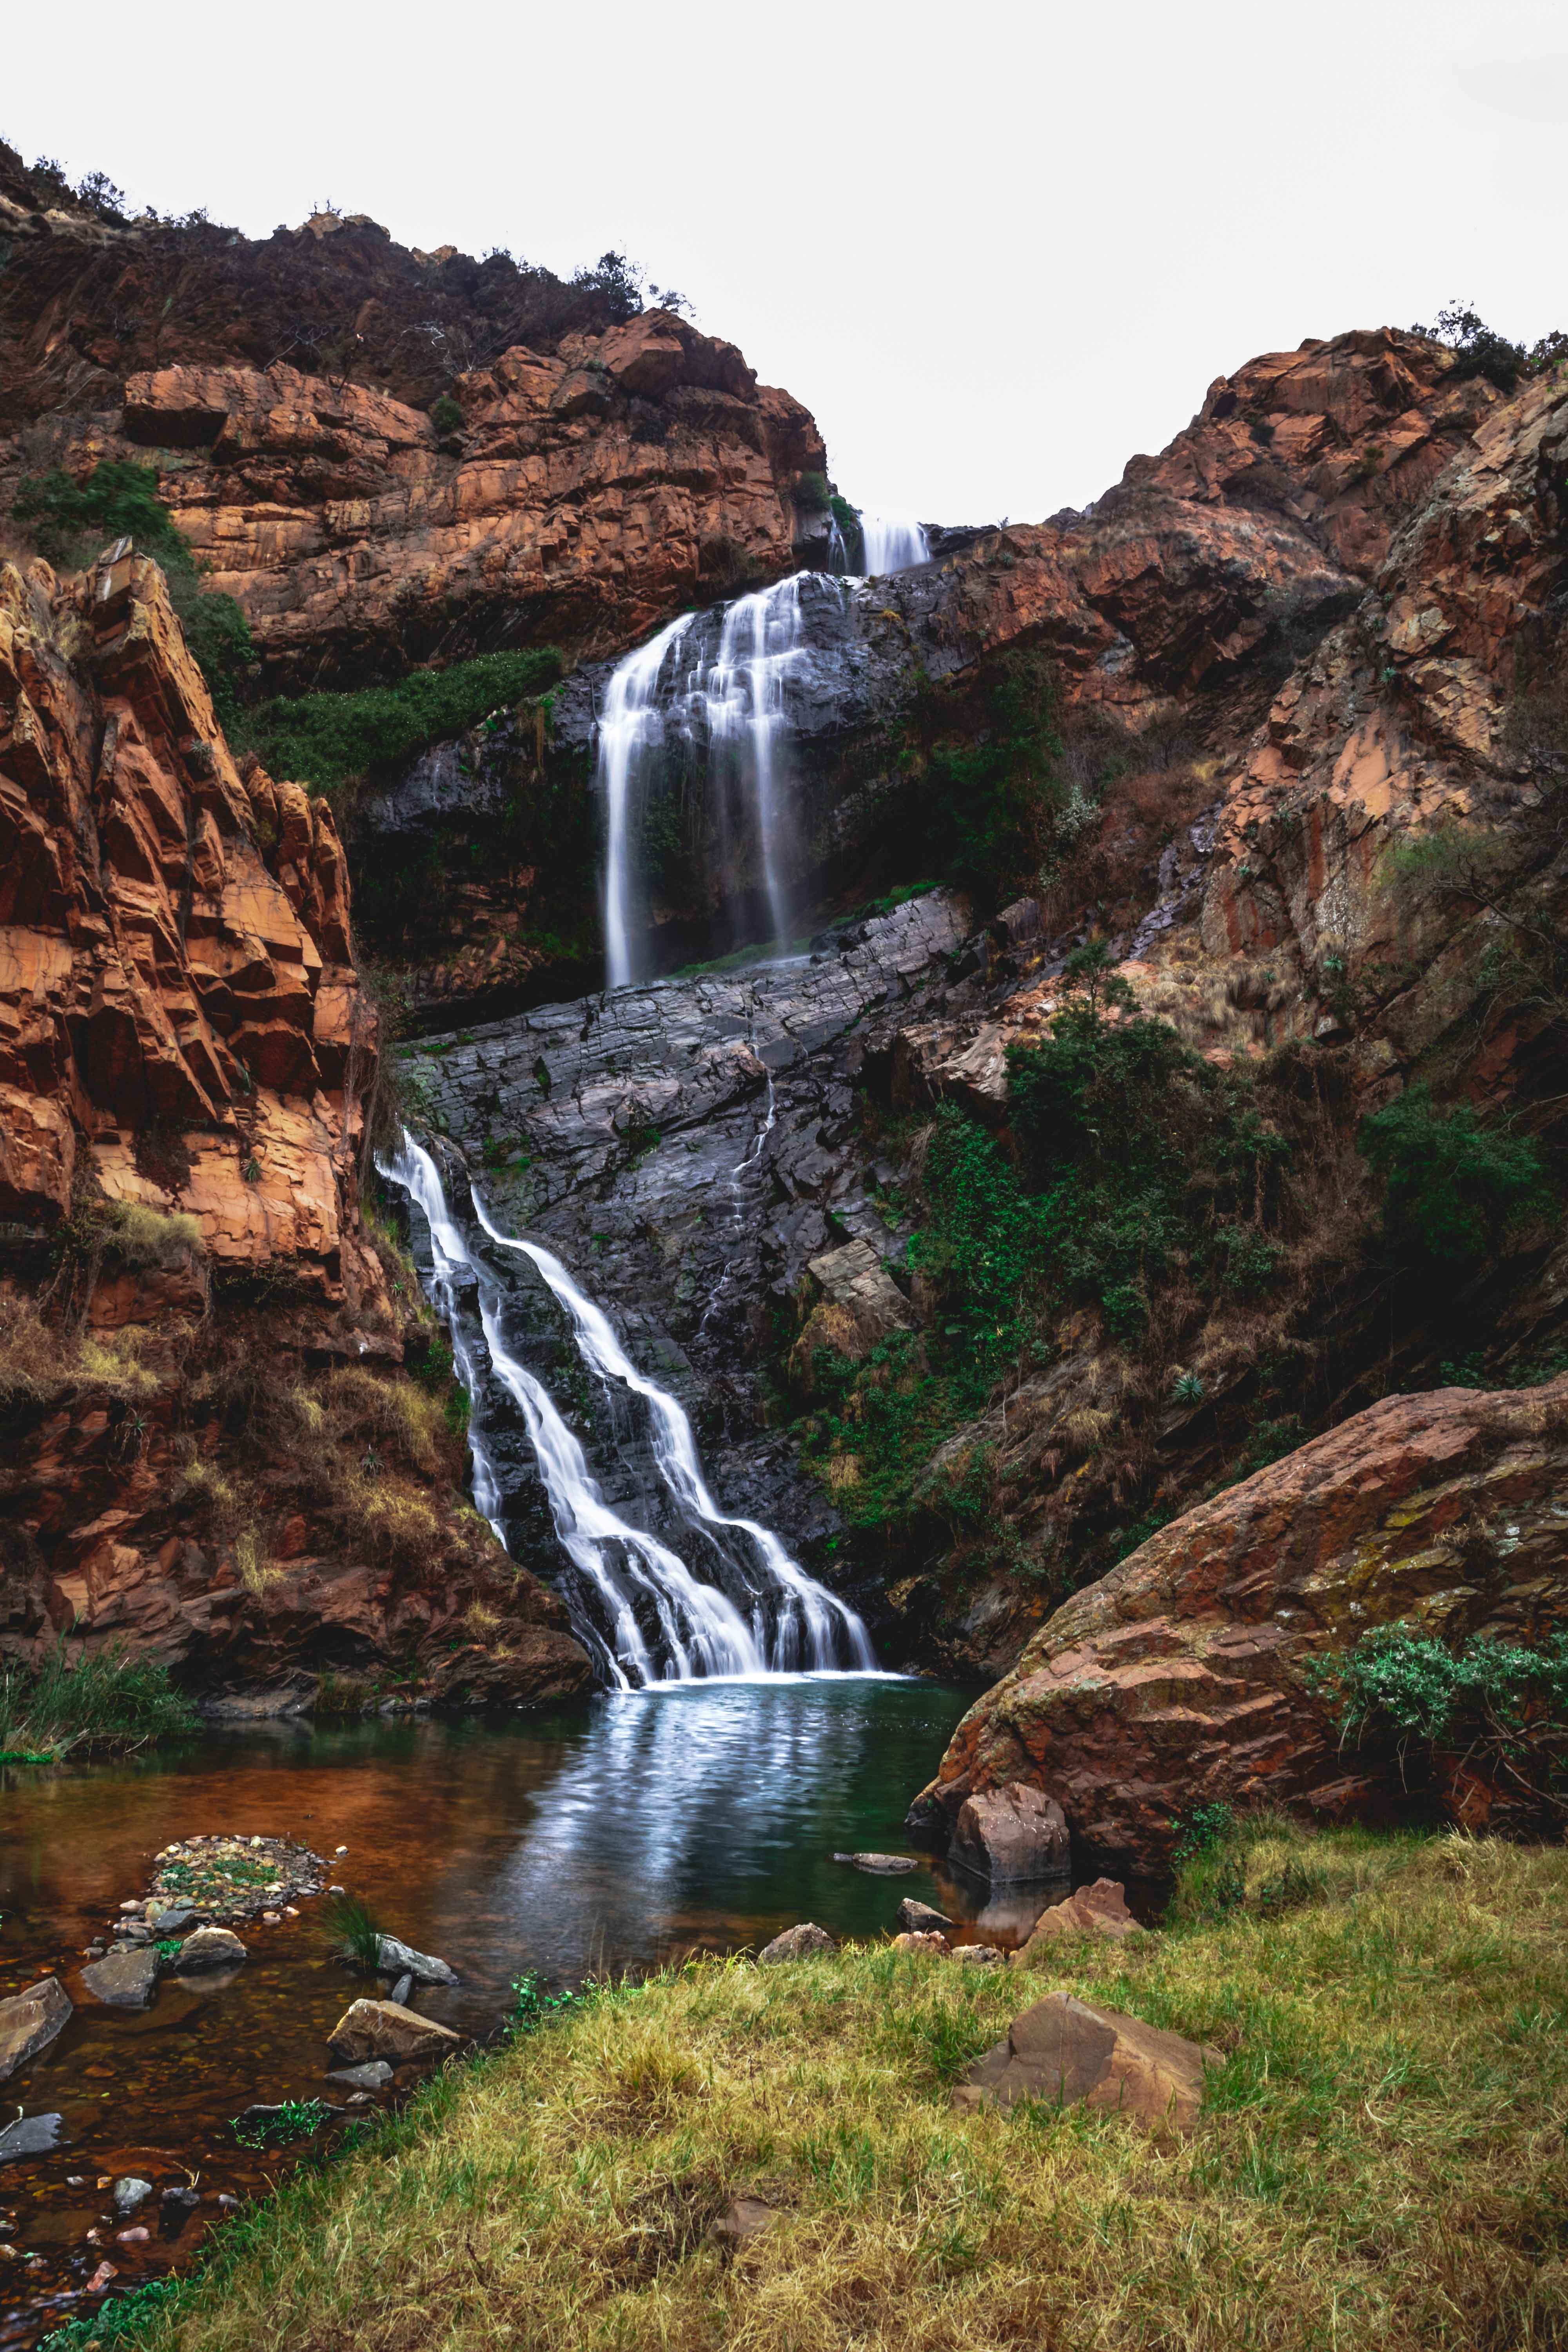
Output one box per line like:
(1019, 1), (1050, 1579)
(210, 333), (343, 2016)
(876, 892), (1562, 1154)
(860, 513), (930, 575)
(383, 1133), (875, 1687)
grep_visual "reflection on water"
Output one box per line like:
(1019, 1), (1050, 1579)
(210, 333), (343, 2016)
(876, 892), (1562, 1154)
(0, 1679), (1024, 2347)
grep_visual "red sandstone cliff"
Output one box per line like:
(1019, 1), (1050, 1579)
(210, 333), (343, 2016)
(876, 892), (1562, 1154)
(0, 545), (588, 1707)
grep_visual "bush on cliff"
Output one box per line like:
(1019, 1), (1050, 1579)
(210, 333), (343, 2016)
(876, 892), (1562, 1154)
(10, 461), (254, 728)
(53, 1828), (1568, 2352)
(244, 648), (566, 797)
(1358, 1085), (1548, 1266)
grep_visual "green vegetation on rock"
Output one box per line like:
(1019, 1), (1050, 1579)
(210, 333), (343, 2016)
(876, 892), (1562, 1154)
(245, 648), (566, 797)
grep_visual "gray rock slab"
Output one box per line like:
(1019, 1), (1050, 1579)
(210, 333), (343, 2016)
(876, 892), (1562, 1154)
(327, 2060), (394, 2091)
(0, 1978), (72, 2084)
(0, 2112), (65, 2161)
(376, 1935), (458, 1986)
(80, 1949), (159, 2010)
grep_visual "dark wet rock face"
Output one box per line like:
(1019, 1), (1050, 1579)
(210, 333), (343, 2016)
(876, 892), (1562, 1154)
(399, 895), (973, 1632)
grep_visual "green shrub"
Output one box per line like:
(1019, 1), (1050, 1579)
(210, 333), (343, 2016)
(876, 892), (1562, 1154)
(429, 394), (465, 434)
(1358, 1085), (1548, 1265)
(247, 648), (565, 796)
(1408, 302), (1568, 392)
(1309, 1626), (1568, 1824)
(795, 470), (831, 510)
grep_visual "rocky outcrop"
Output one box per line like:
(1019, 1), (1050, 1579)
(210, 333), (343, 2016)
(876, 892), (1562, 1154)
(0, 544), (591, 1711)
(910, 1379), (1568, 1873)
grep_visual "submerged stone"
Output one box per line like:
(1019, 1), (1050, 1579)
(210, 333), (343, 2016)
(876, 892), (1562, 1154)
(80, 1950), (159, 2010)
(0, 2113), (65, 2162)
(0, 1979), (71, 2085)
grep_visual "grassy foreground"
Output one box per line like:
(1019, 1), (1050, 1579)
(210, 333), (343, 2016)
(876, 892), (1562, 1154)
(61, 1823), (1568, 2352)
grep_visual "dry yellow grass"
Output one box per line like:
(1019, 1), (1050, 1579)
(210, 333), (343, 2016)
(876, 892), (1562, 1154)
(89, 1823), (1568, 2352)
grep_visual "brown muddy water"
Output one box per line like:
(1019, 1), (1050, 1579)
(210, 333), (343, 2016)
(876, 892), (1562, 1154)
(0, 1675), (1057, 2347)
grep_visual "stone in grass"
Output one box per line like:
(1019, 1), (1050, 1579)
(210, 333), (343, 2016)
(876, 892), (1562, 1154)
(0, 2114), (65, 2162)
(327, 2060), (394, 2091)
(757, 1924), (837, 1964)
(709, 2195), (776, 2248)
(0, 1979), (71, 2085)
(952, 1944), (1007, 1967)
(1013, 1879), (1146, 1965)
(898, 1897), (955, 1935)
(949, 1783), (1069, 1884)
(891, 1931), (951, 1956)
(833, 1851), (918, 1875)
(953, 1992), (1222, 2132)
(375, 1935), (458, 1986)
(327, 2000), (463, 2065)
(80, 1950), (160, 2010)
(175, 1927), (248, 1973)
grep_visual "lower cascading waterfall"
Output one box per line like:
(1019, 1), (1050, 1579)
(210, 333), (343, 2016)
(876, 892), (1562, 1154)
(382, 1132), (877, 1688)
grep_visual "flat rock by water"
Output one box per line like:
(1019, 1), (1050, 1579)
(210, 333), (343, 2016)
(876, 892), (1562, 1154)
(327, 2060), (395, 2091)
(758, 1923), (837, 1963)
(897, 1898), (955, 1935)
(80, 1949), (160, 2010)
(327, 1999), (463, 2064)
(375, 1934), (458, 1985)
(833, 1851), (918, 1875)
(0, 2113), (65, 2162)
(0, 1979), (71, 2084)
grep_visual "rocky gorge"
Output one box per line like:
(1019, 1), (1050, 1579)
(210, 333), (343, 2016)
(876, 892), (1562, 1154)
(1, 133), (1565, 1864)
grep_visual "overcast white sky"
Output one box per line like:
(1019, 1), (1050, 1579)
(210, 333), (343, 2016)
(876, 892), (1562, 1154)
(8, 0), (1568, 525)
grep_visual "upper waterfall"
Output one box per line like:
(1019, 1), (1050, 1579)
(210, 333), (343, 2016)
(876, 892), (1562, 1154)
(381, 1131), (877, 1687)
(860, 513), (930, 575)
(596, 572), (835, 991)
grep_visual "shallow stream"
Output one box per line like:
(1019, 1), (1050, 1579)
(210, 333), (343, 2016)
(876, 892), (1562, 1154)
(0, 1676), (1054, 2345)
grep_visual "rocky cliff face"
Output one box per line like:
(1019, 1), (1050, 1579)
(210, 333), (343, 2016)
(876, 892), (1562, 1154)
(0, 545), (588, 1707)
(0, 147), (825, 687)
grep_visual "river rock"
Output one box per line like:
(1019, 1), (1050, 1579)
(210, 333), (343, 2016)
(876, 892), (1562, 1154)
(175, 1927), (248, 1972)
(145, 1906), (196, 1936)
(0, 1979), (71, 2084)
(953, 1993), (1222, 2131)
(326, 1999), (463, 2064)
(757, 1924), (837, 1964)
(1015, 1880), (1145, 1964)
(111, 2177), (153, 2216)
(0, 2114), (65, 2162)
(833, 1852), (918, 1875)
(949, 1784), (1069, 1883)
(327, 2060), (394, 2091)
(897, 1898), (955, 1935)
(80, 1950), (160, 2010)
(389, 1972), (414, 2007)
(375, 1935), (458, 1986)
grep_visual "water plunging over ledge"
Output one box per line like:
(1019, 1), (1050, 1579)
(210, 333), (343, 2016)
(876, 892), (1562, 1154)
(382, 1134), (875, 1688)
(597, 573), (826, 990)
(859, 512), (931, 575)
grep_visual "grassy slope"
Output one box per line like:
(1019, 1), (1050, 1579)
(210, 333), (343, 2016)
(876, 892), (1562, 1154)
(80, 1824), (1568, 2352)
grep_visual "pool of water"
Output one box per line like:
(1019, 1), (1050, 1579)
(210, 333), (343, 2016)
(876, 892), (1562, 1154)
(0, 1676), (1052, 2344)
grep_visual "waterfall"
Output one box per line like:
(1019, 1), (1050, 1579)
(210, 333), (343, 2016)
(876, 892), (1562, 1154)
(599, 613), (694, 992)
(382, 1132), (877, 1686)
(860, 513), (930, 575)
(595, 574), (827, 989)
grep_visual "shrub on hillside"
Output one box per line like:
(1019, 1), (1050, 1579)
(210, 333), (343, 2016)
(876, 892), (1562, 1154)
(1358, 1085), (1548, 1265)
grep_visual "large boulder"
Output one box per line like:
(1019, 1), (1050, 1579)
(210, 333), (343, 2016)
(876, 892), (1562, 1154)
(326, 1999), (463, 2065)
(953, 1993), (1220, 2131)
(175, 1927), (248, 1973)
(949, 1784), (1069, 1882)
(0, 1979), (71, 2084)
(911, 1381), (1568, 1873)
